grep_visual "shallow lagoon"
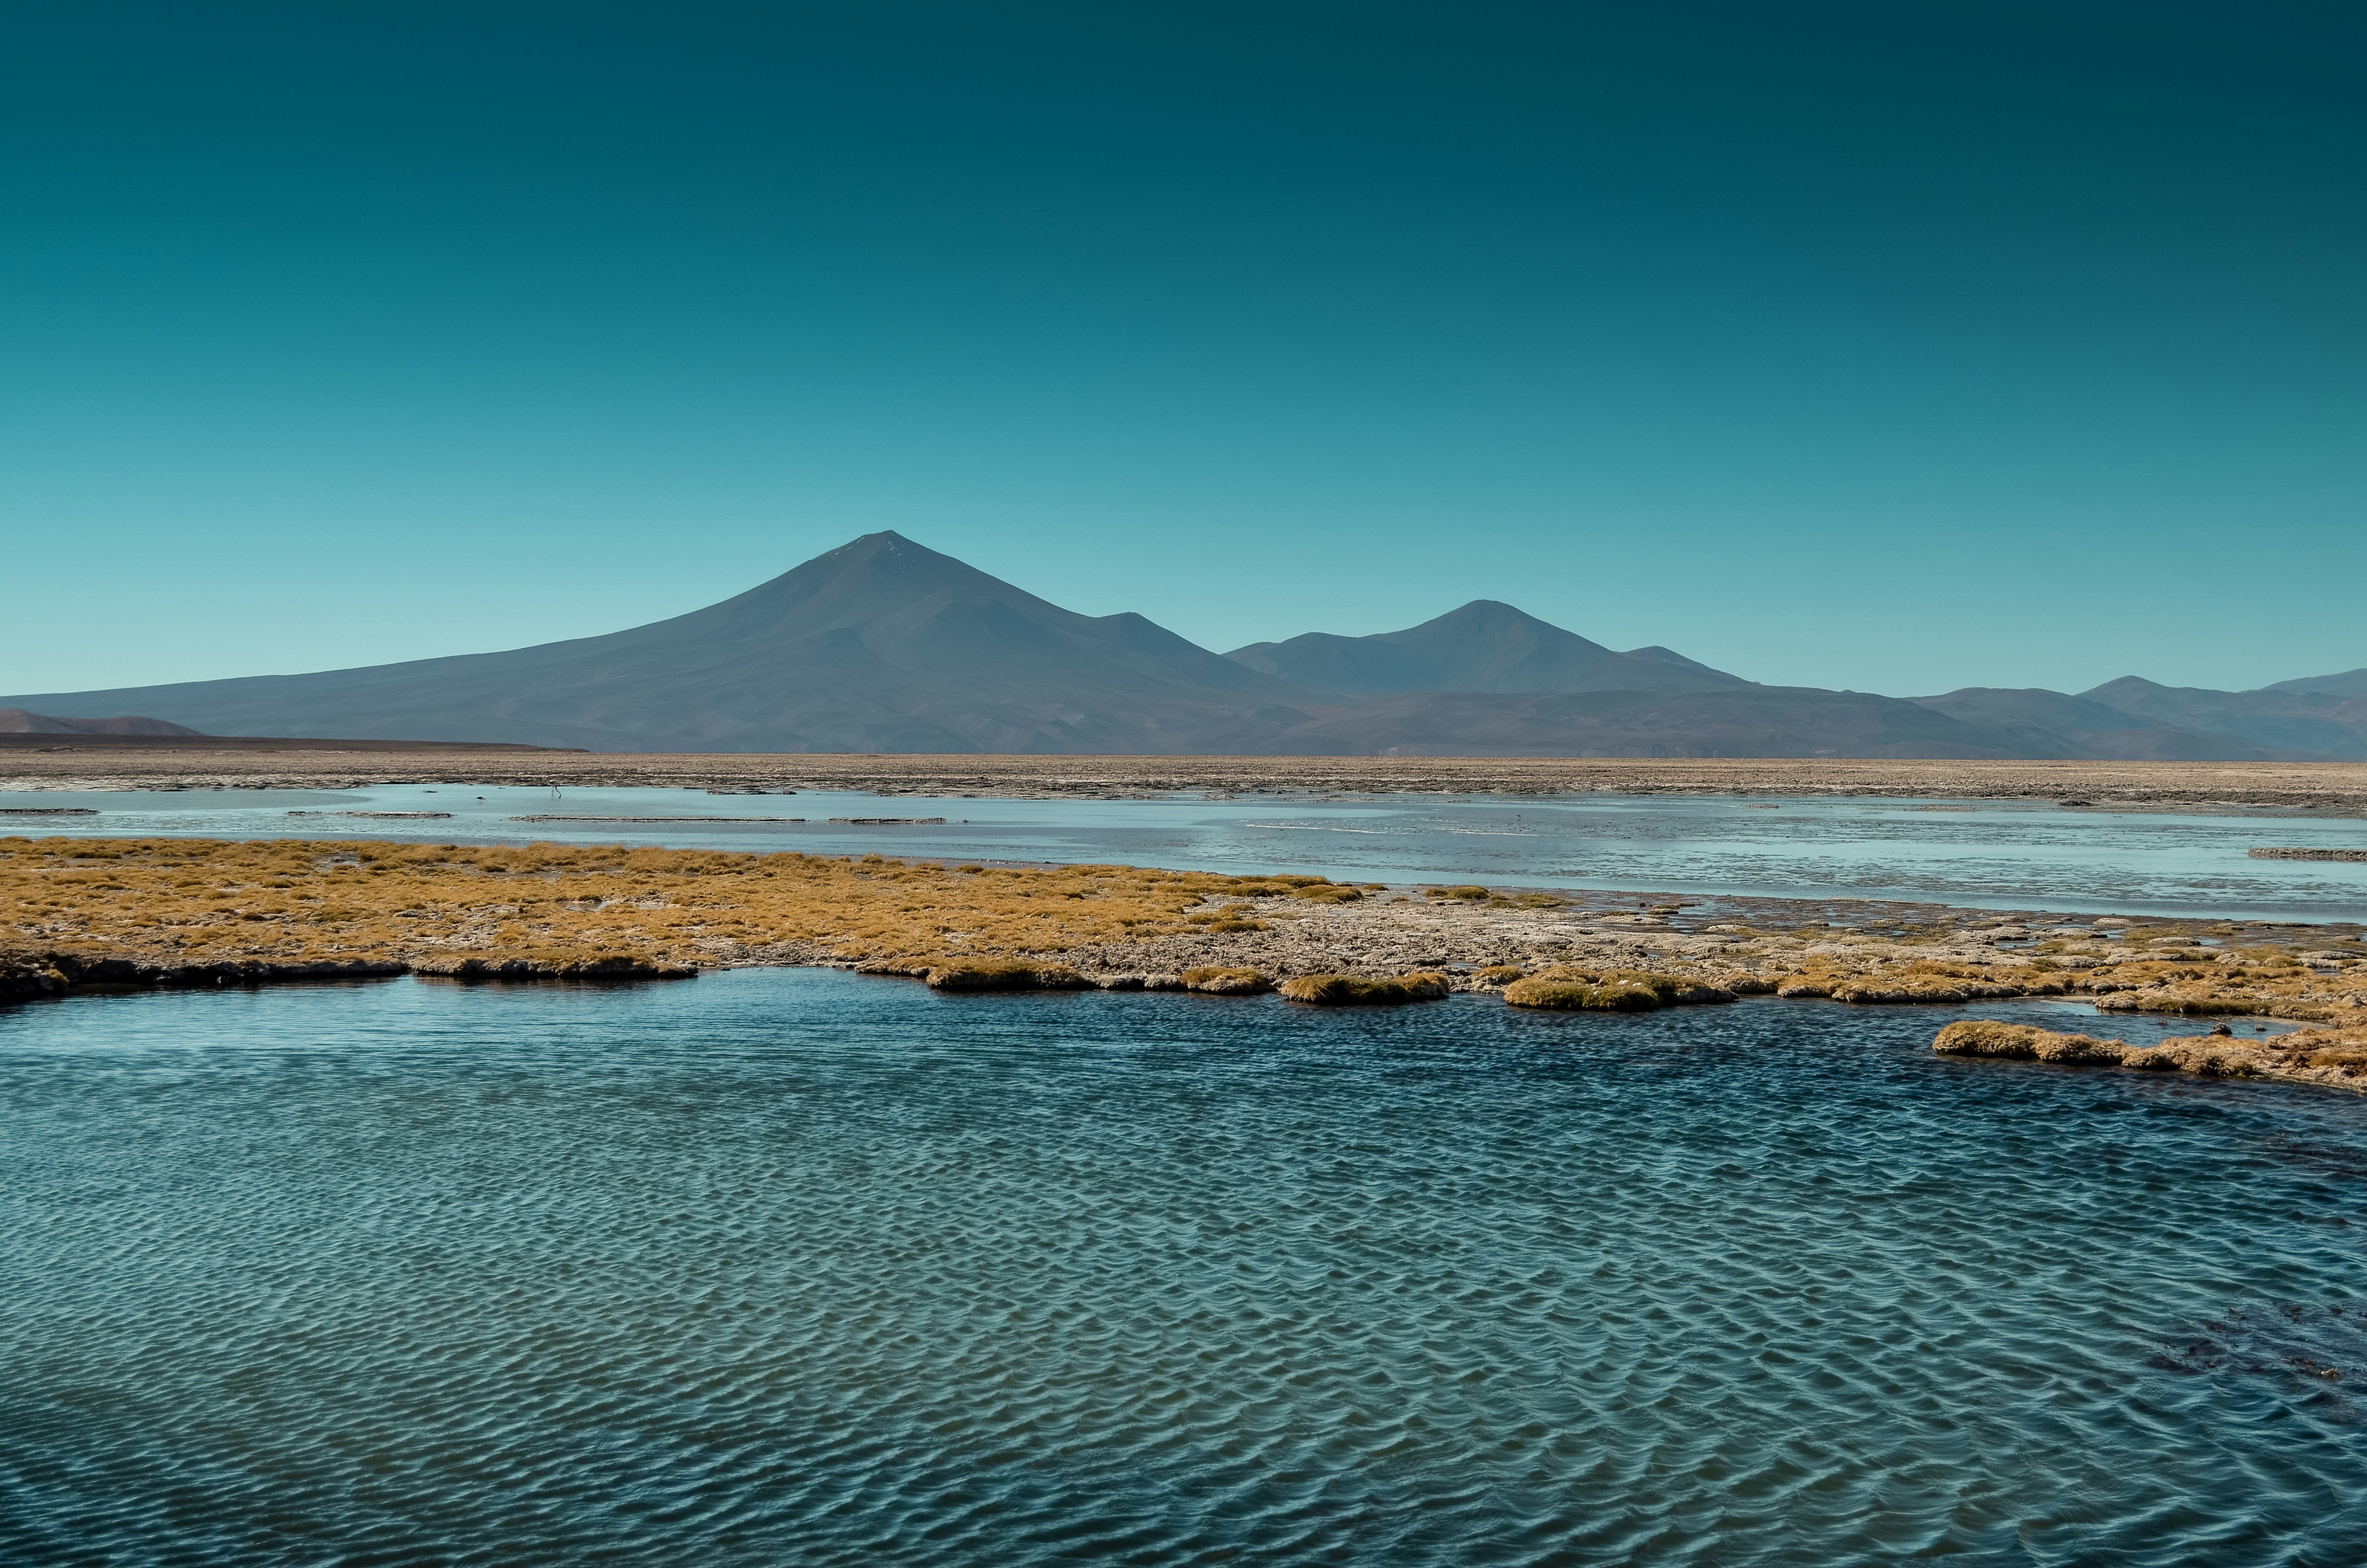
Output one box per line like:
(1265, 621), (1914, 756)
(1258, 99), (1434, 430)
(4, 970), (2363, 1566)
(10, 784), (2367, 919)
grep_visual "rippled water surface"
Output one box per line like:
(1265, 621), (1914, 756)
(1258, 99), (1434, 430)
(13, 784), (2367, 917)
(5, 972), (2364, 1565)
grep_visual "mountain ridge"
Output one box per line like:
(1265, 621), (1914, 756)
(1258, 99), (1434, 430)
(0, 708), (207, 738)
(1910, 677), (2367, 762)
(5, 532), (2360, 758)
(1223, 600), (1748, 697)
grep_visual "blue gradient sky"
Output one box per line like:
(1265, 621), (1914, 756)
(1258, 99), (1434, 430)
(5, 2), (2361, 698)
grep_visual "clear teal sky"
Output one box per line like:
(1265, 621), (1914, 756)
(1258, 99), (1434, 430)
(5, 2), (2361, 698)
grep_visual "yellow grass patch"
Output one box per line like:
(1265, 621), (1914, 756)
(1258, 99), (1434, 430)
(1277, 972), (1450, 1006)
(1931, 1019), (2128, 1064)
(1180, 965), (1268, 995)
(0, 836), (1356, 975)
(1502, 967), (1734, 1012)
(922, 958), (1087, 992)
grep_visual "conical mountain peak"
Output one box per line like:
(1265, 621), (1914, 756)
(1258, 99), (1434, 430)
(0, 532), (1282, 752)
(629, 530), (1066, 648)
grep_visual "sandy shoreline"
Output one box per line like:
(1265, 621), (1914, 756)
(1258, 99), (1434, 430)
(4, 750), (2367, 814)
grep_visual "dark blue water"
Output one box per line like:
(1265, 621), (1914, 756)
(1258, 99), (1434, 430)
(4, 972), (2364, 1566)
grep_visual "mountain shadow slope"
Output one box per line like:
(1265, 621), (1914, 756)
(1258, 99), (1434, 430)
(2268, 668), (2367, 701)
(1907, 689), (2275, 761)
(2078, 677), (2367, 760)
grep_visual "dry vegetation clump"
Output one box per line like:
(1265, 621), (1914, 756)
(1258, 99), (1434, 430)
(1774, 958), (2056, 1003)
(1277, 972), (1451, 1006)
(2097, 990), (2261, 1017)
(1180, 966), (1269, 995)
(2157, 1024), (2367, 1088)
(1184, 902), (1268, 934)
(1427, 886), (1491, 902)
(1930, 1019), (2128, 1065)
(1477, 965), (1526, 986)
(419, 953), (695, 981)
(0, 951), (70, 996)
(2079, 943), (2364, 1022)
(921, 958), (1087, 992)
(0, 836), (1364, 990)
(1215, 875), (1335, 899)
(1743, 912), (2367, 1092)
(1934, 1017), (2367, 1089)
(853, 956), (939, 977)
(1502, 967), (1735, 1012)
(1505, 976), (1662, 1011)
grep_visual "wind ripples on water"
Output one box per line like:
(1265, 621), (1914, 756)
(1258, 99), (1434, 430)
(3, 971), (2364, 1565)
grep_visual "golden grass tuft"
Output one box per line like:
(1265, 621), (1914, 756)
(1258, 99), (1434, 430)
(1930, 1018), (2311, 1077)
(922, 958), (1086, 992)
(1180, 965), (1268, 995)
(1184, 901), (1270, 934)
(1277, 972), (1450, 1006)
(1774, 956), (2056, 1004)
(2095, 990), (2266, 1017)
(1503, 979), (1657, 1011)
(1503, 967), (1735, 1011)
(1932, 1019), (2127, 1063)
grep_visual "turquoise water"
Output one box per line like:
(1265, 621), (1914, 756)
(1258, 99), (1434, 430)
(10, 784), (2367, 919)
(4, 971), (2363, 1565)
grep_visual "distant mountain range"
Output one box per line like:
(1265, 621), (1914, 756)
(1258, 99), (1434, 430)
(5, 532), (2361, 758)
(1912, 678), (2367, 762)
(1226, 603), (1742, 697)
(0, 708), (205, 737)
